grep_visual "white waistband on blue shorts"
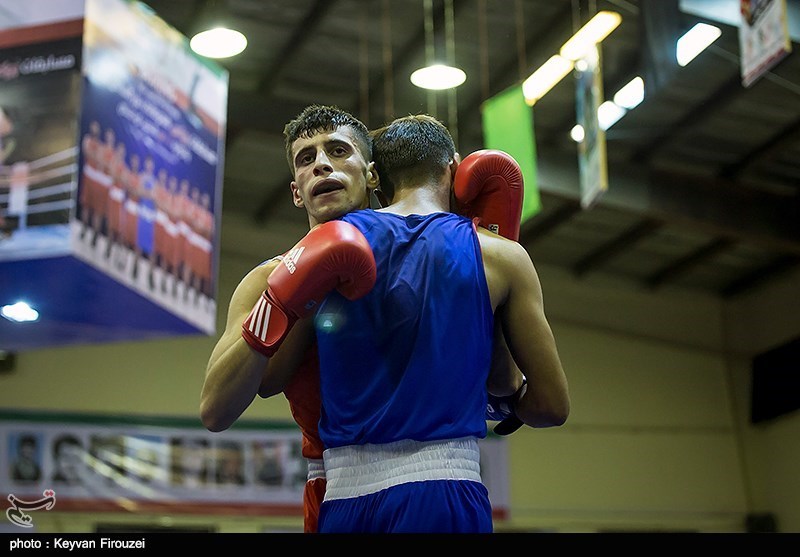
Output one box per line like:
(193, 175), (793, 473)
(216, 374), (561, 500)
(307, 458), (325, 482)
(322, 437), (481, 501)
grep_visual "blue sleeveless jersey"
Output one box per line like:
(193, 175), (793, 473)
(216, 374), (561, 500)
(315, 210), (494, 448)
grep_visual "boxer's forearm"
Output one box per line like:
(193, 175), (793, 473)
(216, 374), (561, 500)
(486, 317), (525, 397)
(499, 243), (570, 429)
(257, 318), (316, 398)
(201, 334), (266, 432)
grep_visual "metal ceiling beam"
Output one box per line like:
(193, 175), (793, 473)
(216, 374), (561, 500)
(226, 90), (315, 136)
(537, 149), (800, 255)
(573, 218), (663, 278)
(518, 199), (581, 245)
(721, 255), (800, 298)
(647, 169), (800, 254)
(719, 115), (800, 179)
(631, 73), (742, 164)
(645, 237), (736, 289)
(256, 0), (338, 96)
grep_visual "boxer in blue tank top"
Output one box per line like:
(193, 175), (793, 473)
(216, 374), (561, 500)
(317, 210), (493, 446)
(312, 114), (569, 533)
(315, 209), (495, 533)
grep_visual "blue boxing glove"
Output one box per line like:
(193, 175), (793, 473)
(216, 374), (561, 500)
(486, 377), (527, 436)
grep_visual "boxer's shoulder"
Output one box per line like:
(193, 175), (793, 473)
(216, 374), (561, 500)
(476, 228), (527, 265)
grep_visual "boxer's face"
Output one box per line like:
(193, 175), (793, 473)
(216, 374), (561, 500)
(289, 126), (377, 226)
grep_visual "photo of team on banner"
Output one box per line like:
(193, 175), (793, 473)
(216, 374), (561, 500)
(74, 119), (215, 313)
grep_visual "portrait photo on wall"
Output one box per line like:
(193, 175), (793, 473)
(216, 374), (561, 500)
(8, 431), (43, 485)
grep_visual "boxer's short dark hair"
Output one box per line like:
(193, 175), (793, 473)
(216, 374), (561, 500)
(284, 105), (372, 173)
(370, 114), (455, 200)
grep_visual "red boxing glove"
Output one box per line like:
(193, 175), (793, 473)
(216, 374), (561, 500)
(242, 220), (376, 357)
(454, 149), (524, 241)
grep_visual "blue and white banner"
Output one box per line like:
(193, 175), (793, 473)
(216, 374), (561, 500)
(73, 0), (229, 335)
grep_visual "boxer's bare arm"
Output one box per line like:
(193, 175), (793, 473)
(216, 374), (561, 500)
(256, 316), (316, 398)
(486, 320), (525, 397)
(479, 230), (570, 427)
(200, 261), (279, 432)
(478, 227), (525, 398)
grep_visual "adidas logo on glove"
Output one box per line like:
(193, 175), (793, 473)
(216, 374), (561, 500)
(283, 246), (305, 274)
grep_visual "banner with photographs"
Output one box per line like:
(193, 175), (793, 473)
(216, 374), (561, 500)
(0, 411), (510, 520)
(73, 0), (229, 335)
(1, 1), (226, 352)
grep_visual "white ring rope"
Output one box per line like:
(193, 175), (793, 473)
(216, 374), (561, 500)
(28, 147), (79, 170)
(0, 149), (78, 225)
(0, 180), (75, 203)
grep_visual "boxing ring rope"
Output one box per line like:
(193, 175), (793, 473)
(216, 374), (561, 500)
(0, 147), (77, 230)
(28, 146), (78, 170)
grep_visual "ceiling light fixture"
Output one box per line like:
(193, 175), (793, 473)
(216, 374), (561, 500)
(522, 55), (574, 106)
(190, 27), (247, 59)
(559, 11), (622, 61)
(189, 0), (247, 59)
(410, 63), (467, 90)
(1, 301), (39, 323)
(676, 23), (722, 67)
(522, 11), (622, 106)
(612, 76), (645, 109)
(597, 100), (627, 130)
(411, 0), (466, 92)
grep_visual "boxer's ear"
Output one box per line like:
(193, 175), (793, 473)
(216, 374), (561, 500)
(290, 181), (304, 208)
(366, 161), (379, 191)
(448, 153), (460, 184)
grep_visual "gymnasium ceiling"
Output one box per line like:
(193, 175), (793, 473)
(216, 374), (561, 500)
(140, 0), (800, 299)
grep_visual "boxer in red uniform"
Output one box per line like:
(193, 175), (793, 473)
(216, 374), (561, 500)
(201, 106), (532, 532)
(202, 106), (379, 532)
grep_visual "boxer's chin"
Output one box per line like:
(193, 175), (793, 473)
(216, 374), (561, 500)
(312, 198), (358, 224)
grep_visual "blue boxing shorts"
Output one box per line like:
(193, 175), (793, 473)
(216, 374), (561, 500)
(317, 437), (493, 534)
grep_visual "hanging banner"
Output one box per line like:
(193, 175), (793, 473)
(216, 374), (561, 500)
(575, 45), (608, 210)
(73, 0), (228, 335)
(0, 0), (228, 351)
(481, 84), (541, 221)
(739, 0), (792, 87)
(0, 411), (510, 526)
